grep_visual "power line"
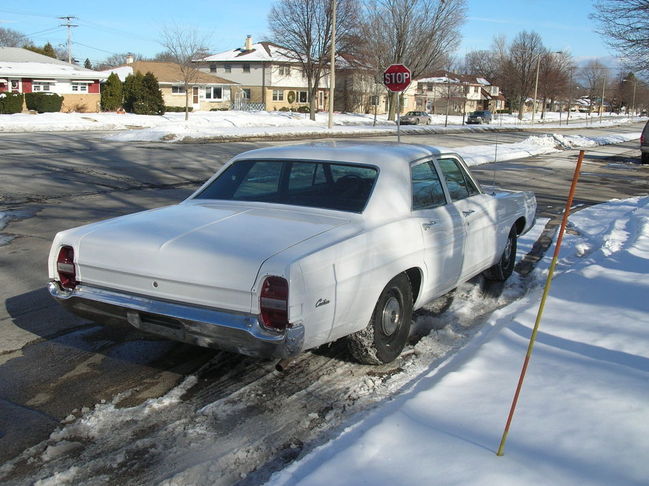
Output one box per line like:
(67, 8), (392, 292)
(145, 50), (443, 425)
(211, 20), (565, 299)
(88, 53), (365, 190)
(0, 8), (59, 20)
(73, 41), (117, 56)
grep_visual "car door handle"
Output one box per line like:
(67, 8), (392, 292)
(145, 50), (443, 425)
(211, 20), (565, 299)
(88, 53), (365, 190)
(462, 210), (475, 217)
(422, 221), (438, 230)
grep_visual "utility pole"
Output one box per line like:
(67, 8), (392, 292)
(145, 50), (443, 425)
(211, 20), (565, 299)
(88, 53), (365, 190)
(59, 16), (78, 64)
(531, 54), (541, 124)
(328, 0), (336, 129)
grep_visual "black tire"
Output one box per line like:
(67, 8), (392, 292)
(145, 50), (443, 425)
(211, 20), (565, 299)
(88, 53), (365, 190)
(483, 226), (517, 281)
(346, 274), (413, 365)
(642, 152), (649, 164)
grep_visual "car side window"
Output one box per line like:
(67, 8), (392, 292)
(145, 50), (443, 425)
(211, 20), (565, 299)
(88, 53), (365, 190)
(438, 158), (480, 201)
(232, 161), (281, 198)
(411, 161), (446, 210)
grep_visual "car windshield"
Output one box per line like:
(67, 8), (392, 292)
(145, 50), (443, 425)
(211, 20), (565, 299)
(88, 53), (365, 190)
(405, 112), (418, 116)
(194, 159), (379, 213)
(472, 111), (487, 116)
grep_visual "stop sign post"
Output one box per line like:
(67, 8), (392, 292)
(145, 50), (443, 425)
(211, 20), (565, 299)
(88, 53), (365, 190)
(383, 64), (411, 142)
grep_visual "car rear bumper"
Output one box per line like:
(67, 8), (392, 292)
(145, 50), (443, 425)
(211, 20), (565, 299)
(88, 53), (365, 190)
(48, 281), (304, 359)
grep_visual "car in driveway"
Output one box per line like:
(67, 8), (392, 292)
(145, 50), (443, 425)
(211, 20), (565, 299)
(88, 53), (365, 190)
(466, 110), (493, 124)
(642, 119), (649, 164)
(48, 143), (536, 364)
(399, 111), (431, 125)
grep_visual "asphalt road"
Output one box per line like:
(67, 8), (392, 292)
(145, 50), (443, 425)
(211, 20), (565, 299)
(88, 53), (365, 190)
(0, 123), (647, 469)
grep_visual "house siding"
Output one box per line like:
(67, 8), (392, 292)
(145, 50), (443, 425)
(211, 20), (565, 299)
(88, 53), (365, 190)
(61, 93), (101, 113)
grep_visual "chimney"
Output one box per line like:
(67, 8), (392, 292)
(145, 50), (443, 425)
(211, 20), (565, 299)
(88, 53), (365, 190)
(126, 54), (134, 65)
(244, 35), (253, 51)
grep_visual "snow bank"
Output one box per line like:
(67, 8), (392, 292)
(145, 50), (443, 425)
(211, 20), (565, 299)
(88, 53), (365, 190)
(268, 196), (649, 486)
(456, 132), (641, 166)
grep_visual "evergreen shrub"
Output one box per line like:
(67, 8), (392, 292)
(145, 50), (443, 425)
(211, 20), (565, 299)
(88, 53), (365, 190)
(165, 106), (193, 112)
(0, 92), (24, 114)
(25, 93), (63, 113)
(101, 73), (123, 111)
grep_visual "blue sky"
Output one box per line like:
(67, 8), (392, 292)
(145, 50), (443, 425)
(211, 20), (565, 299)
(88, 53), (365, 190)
(0, 1), (618, 68)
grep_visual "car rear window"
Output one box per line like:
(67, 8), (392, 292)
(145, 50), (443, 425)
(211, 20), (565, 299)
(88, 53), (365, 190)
(194, 160), (378, 213)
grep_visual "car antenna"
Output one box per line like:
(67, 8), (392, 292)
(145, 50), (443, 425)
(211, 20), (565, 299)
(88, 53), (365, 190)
(492, 125), (499, 192)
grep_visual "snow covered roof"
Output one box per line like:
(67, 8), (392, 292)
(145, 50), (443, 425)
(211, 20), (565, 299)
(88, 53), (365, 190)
(100, 62), (236, 85)
(0, 47), (108, 80)
(198, 40), (296, 63)
(417, 71), (493, 86)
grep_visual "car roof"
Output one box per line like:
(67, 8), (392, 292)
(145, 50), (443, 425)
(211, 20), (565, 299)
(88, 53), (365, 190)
(232, 141), (446, 170)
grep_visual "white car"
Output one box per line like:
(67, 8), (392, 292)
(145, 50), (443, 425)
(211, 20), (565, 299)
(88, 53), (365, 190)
(48, 143), (536, 364)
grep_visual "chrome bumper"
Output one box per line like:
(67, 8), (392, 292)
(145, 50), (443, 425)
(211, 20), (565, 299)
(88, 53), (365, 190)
(48, 282), (304, 359)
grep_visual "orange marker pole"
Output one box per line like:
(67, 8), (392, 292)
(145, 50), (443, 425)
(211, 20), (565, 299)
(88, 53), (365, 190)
(496, 149), (585, 456)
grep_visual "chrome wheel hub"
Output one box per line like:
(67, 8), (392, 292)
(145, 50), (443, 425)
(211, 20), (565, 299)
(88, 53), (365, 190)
(381, 295), (401, 336)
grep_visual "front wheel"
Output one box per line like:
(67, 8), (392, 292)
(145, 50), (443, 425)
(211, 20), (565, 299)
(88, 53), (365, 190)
(346, 274), (413, 365)
(483, 227), (517, 281)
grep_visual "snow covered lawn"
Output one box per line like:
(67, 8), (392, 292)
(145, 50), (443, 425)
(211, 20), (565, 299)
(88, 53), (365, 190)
(0, 110), (643, 142)
(269, 196), (649, 486)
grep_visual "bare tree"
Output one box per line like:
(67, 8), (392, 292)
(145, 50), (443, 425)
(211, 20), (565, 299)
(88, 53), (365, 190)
(538, 51), (573, 118)
(0, 27), (27, 47)
(268, 0), (359, 120)
(160, 25), (210, 120)
(592, 0), (649, 74)
(580, 60), (610, 114)
(361, 0), (466, 119)
(95, 53), (144, 70)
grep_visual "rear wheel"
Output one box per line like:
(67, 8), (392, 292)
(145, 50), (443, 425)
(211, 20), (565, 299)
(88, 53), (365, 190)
(483, 226), (517, 281)
(346, 274), (413, 365)
(642, 152), (649, 164)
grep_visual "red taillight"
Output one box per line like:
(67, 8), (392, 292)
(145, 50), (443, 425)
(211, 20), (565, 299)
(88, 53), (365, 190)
(642, 134), (645, 144)
(259, 276), (289, 332)
(56, 246), (77, 290)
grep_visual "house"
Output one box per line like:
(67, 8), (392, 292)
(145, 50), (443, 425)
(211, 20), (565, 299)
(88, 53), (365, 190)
(0, 47), (107, 112)
(415, 72), (505, 115)
(194, 35), (330, 111)
(101, 60), (237, 111)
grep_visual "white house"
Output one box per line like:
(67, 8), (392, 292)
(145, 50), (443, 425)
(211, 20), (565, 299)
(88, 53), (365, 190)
(0, 47), (108, 112)
(195, 35), (330, 111)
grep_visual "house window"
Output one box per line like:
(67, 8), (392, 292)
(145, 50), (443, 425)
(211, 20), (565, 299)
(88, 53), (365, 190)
(279, 65), (291, 76)
(71, 83), (88, 93)
(272, 89), (284, 101)
(10, 80), (20, 92)
(32, 82), (53, 92)
(473, 86), (479, 94)
(241, 88), (251, 99)
(243, 64), (251, 73)
(210, 63), (217, 73)
(172, 86), (186, 94)
(224, 64), (231, 73)
(298, 90), (308, 103)
(205, 86), (223, 100)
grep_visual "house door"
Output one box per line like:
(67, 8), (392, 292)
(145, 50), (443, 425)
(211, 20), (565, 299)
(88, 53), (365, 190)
(192, 87), (200, 110)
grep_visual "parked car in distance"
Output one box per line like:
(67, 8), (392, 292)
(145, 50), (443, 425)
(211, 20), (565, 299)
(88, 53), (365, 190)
(467, 110), (493, 124)
(400, 111), (431, 125)
(641, 119), (649, 164)
(48, 143), (536, 365)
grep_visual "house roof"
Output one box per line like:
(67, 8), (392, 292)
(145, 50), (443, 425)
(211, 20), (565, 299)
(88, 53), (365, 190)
(0, 47), (107, 80)
(417, 71), (492, 86)
(198, 41), (296, 63)
(100, 61), (237, 85)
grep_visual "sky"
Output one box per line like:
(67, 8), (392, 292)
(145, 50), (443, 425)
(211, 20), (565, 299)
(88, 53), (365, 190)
(0, 1), (619, 69)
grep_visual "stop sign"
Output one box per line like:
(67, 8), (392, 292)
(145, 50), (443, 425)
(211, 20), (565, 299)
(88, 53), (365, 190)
(383, 64), (411, 92)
